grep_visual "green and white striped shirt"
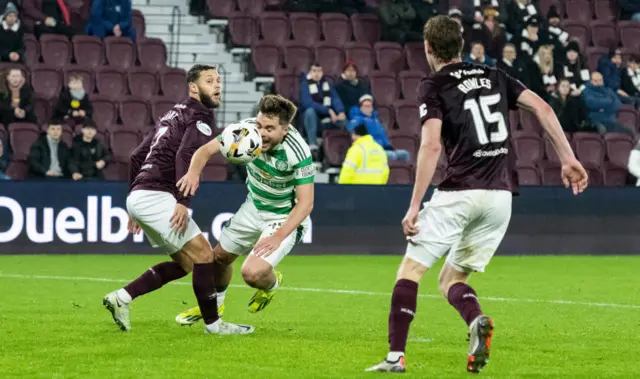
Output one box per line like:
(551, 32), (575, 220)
(220, 118), (315, 215)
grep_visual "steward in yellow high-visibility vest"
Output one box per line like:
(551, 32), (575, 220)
(338, 123), (389, 185)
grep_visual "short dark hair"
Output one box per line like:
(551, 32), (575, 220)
(186, 64), (217, 84)
(311, 62), (322, 68)
(83, 118), (97, 129)
(423, 15), (463, 63)
(352, 123), (368, 137)
(49, 118), (63, 126)
(258, 94), (297, 125)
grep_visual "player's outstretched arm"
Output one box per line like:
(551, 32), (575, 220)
(516, 89), (588, 194)
(176, 137), (221, 197)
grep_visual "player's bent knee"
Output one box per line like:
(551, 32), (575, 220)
(182, 235), (214, 264)
(241, 265), (268, 286)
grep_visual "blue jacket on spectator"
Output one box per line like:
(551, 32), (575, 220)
(300, 73), (345, 117)
(582, 83), (621, 125)
(597, 56), (622, 91)
(348, 106), (392, 149)
(86, 0), (136, 40)
(463, 54), (496, 67)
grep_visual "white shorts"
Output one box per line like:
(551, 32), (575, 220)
(219, 199), (310, 267)
(126, 190), (202, 255)
(406, 189), (512, 273)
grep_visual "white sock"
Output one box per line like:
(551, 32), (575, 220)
(116, 288), (132, 305)
(387, 352), (404, 362)
(217, 290), (226, 308)
(267, 276), (279, 291)
(205, 318), (222, 328)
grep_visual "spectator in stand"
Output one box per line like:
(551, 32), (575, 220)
(0, 138), (11, 180)
(448, 8), (472, 54)
(27, 118), (71, 178)
(349, 94), (410, 162)
(506, 0), (538, 35)
(69, 119), (110, 181)
(338, 122), (389, 185)
(379, 0), (421, 44)
(621, 55), (640, 97)
(22, 0), (75, 39)
(86, 0), (136, 41)
(300, 63), (346, 156)
(334, 61), (371, 118)
(597, 48), (640, 107)
(54, 74), (93, 129)
(0, 68), (37, 125)
(477, 5), (507, 59)
(497, 43), (530, 83)
(619, 0), (640, 21)
(0, 3), (24, 63)
(464, 41), (496, 67)
(582, 72), (633, 135)
(534, 45), (562, 98)
(562, 41), (590, 94)
(549, 79), (593, 133)
(409, 0), (447, 29)
(284, 0), (374, 15)
(542, 6), (569, 63)
(512, 16), (541, 60)
(461, 0), (507, 28)
(627, 141), (640, 186)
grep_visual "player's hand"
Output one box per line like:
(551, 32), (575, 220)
(401, 206), (420, 237)
(176, 171), (200, 197)
(127, 217), (142, 235)
(253, 234), (284, 258)
(561, 158), (588, 195)
(170, 204), (189, 233)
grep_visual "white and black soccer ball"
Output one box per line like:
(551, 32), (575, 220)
(219, 121), (262, 164)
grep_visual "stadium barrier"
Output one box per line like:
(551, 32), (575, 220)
(0, 181), (638, 255)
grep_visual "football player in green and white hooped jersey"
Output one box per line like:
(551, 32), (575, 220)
(173, 94), (314, 326)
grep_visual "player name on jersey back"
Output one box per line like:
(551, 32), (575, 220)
(418, 62), (527, 194)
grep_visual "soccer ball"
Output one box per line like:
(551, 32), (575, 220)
(219, 121), (262, 164)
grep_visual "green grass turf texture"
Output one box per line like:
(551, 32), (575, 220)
(0, 255), (639, 379)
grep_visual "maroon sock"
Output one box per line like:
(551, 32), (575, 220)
(124, 261), (188, 300)
(388, 279), (418, 353)
(447, 282), (483, 326)
(192, 263), (219, 325)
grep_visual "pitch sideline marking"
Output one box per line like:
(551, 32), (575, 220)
(0, 273), (639, 310)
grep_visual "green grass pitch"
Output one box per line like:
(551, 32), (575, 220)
(0, 255), (639, 379)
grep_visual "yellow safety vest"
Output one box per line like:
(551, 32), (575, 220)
(338, 135), (389, 185)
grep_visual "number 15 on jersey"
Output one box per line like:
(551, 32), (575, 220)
(464, 94), (508, 145)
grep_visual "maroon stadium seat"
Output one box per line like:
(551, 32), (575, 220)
(238, 0), (265, 17)
(351, 14), (381, 46)
(565, 0), (593, 22)
(207, 0), (235, 18)
(105, 36), (136, 71)
(110, 129), (141, 161)
(540, 161), (563, 186)
(369, 71), (398, 107)
(604, 132), (634, 166)
(513, 131), (544, 163)
(34, 95), (51, 125)
(586, 47), (608, 71)
(344, 42), (374, 77)
(132, 9), (146, 40)
(544, 134), (568, 164)
(573, 132), (605, 165)
(103, 162), (129, 181)
(592, 0), (616, 21)
(90, 94), (119, 130)
(603, 162), (629, 186)
(519, 109), (543, 134)
(283, 41), (313, 73)
(228, 12), (258, 47)
(389, 135), (418, 160)
(72, 36), (104, 69)
(584, 162), (604, 186)
(252, 41), (282, 76)
(8, 123), (39, 160)
(314, 42), (346, 76)
(590, 21), (619, 48)
(274, 68), (300, 103)
(617, 104), (637, 132)
(320, 13), (351, 47)
(516, 161), (541, 185)
(398, 70), (426, 100)
(39, 34), (72, 68)
(404, 42), (429, 72)
(23, 34), (40, 66)
(65, 66), (95, 94)
(323, 130), (351, 166)
(120, 96), (152, 129)
(388, 161), (413, 184)
(375, 42), (405, 73)
(201, 162), (228, 182)
(562, 21), (590, 51)
(127, 67), (158, 100)
(290, 13), (320, 46)
(618, 21), (640, 51)
(259, 12), (290, 45)
(509, 110), (520, 133)
(6, 160), (28, 180)
(137, 38), (167, 72)
(537, 0), (564, 17)
(160, 68), (188, 102)
(96, 66), (126, 98)
(31, 65), (63, 100)
(152, 97), (178, 122)
(376, 105), (395, 130)
(394, 99), (420, 134)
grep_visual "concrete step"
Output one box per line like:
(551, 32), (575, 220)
(135, 0), (187, 6)
(143, 14), (202, 26)
(146, 23), (205, 35)
(135, 4), (189, 15)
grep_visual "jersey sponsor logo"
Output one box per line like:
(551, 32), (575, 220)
(473, 147), (508, 158)
(275, 159), (288, 171)
(174, 104), (187, 109)
(160, 110), (178, 122)
(197, 121), (212, 136)
(450, 68), (485, 79)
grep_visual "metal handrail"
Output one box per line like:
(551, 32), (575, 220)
(168, 6), (182, 67)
